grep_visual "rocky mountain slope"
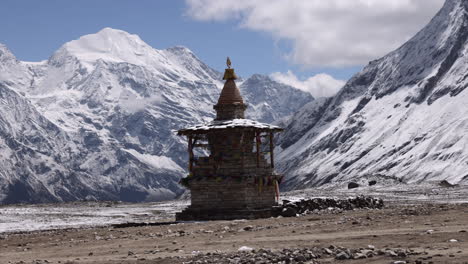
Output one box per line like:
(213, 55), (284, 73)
(0, 29), (312, 204)
(241, 74), (313, 123)
(276, 0), (468, 190)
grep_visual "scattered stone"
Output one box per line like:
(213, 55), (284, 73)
(30, 245), (426, 264)
(238, 246), (254, 252)
(271, 196), (384, 218)
(281, 207), (297, 217)
(348, 182), (360, 189)
(243, 225), (254, 231)
(376, 249), (386, 255)
(361, 249), (374, 257)
(335, 251), (350, 260)
(368, 180), (377, 186)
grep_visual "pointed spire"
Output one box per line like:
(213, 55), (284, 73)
(218, 58), (243, 105)
(214, 57), (247, 120)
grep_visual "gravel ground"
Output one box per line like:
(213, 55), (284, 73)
(1, 203), (467, 264)
(1, 182), (467, 264)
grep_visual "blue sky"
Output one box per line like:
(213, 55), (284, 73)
(1, 1), (351, 77)
(0, 0), (443, 97)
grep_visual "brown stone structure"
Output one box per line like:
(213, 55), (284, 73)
(176, 60), (283, 221)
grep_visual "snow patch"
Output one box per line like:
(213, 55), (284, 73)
(123, 149), (184, 172)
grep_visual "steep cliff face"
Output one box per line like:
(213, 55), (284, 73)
(0, 83), (66, 203)
(277, 0), (468, 189)
(0, 28), (311, 204)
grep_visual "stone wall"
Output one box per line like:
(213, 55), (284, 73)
(176, 175), (278, 221)
(189, 178), (277, 210)
(213, 103), (247, 120)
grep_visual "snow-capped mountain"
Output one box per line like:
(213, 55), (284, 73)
(0, 28), (311, 204)
(241, 74), (313, 123)
(0, 44), (33, 92)
(276, 0), (468, 190)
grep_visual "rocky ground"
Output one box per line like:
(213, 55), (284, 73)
(1, 201), (467, 264)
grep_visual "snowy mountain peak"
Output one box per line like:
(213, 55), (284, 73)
(45, 27), (220, 86)
(50, 27), (158, 69)
(241, 74), (314, 123)
(165, 45), (194, 55)
(249, 74), (270, 81)
(330, 0), (468, 107)
(0, 26), (316, 204)
(0, 43), (17, 63)
(163, 45), (204, 67)
(64, 27), (150, 56)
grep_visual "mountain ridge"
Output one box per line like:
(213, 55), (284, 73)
(0, 28), (313, 204)
(276, 0), (468, 190)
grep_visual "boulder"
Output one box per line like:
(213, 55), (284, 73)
(439, 180), (456, 188)
(368, 180), (377, 186)
(281, 207), (297, 217)
(335, 251), (350, 260)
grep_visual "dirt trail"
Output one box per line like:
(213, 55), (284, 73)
(1, 203), (467, 263)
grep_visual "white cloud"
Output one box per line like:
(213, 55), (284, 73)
(185, 0), (444, 68)
(271, 71), (345, 98)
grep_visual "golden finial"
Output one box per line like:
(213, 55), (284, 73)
(223, 57), (237, 80)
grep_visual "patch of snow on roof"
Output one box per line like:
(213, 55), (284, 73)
(179, 118), (283, 133)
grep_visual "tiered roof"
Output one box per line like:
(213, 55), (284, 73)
(178, 119), (283, 135)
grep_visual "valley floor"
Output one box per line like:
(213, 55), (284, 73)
(1, 203), (467, 264)
(1, 183), (467, 264)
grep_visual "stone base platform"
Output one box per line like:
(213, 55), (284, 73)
(175, 207), (274, 221)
